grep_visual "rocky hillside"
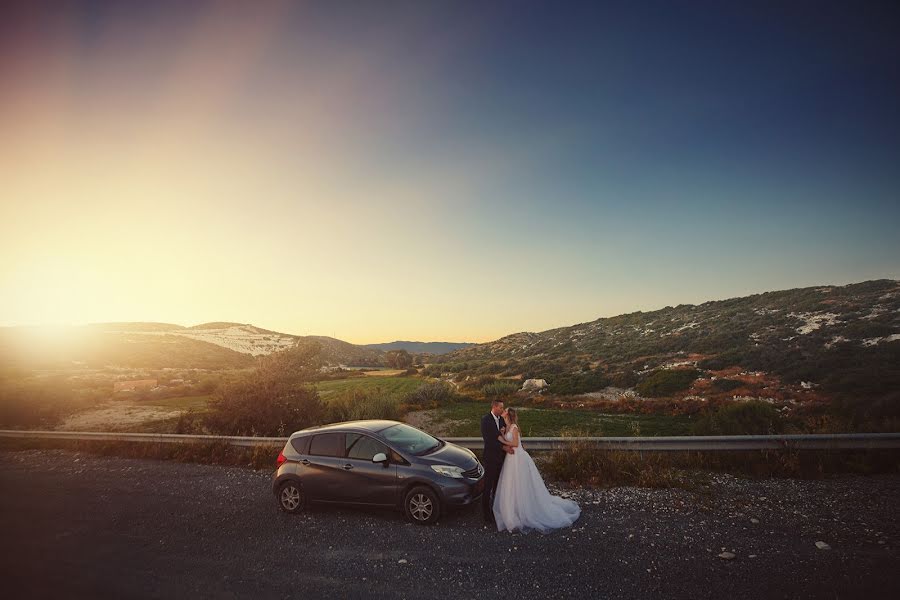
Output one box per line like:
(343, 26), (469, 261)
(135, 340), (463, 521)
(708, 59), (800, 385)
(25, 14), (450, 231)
(438, 280), (900, 407)
(0, 324), (384, 369)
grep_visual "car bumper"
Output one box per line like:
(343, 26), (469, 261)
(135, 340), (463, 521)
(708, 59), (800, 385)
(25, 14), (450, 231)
(440, 477), (485, 507)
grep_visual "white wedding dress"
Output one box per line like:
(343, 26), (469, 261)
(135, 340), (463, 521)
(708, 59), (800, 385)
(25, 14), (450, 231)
(493, 424), (581, 533)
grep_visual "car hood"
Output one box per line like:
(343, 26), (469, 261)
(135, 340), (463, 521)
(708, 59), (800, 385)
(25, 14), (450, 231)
(420, 441), (480, 470)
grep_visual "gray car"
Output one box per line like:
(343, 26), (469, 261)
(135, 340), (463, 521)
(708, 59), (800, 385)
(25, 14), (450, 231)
(272, 420), (485, 525)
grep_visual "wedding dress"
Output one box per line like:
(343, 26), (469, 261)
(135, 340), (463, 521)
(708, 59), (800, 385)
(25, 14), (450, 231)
(492, 424), (581, 532)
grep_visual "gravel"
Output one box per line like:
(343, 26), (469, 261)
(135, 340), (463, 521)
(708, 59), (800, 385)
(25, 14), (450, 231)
(1, 450), (898, 599)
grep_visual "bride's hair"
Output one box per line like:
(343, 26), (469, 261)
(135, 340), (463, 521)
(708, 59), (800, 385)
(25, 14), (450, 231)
(506, 408), (518, 425)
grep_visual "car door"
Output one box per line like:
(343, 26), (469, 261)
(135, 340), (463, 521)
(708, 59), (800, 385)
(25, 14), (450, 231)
(302, 433), (348, 502)
(334, 434), (398, 506)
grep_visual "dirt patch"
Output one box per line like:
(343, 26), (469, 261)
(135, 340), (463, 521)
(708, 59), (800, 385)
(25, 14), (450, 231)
(59, 402), (183, 431)
(403, 409), (466, 437)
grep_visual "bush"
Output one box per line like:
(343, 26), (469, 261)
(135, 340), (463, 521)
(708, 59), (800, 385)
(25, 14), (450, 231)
(205, 378), (324, 436)
(404, 382), (458, 408)
(549, 369), (610, 395)
(482, 381), (519, 398)
(711, 378), (743, 392)
(462, 375), (498, 390)
(611, 370), (639, 388)
(698, 350), (744, 371)
(422, 365), (443, 377)
(635, 369), (699, 397)
(693, 400), (784, 435)
(0, 377), (101, 429)
(326, 388), (402, 422)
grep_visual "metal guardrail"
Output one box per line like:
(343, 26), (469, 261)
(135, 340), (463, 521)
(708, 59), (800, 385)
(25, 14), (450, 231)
(2, 430), (899, 451)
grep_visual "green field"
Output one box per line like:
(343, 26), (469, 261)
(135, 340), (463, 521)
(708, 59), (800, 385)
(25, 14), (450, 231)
(315, 376), (430, 400)
(436, 401), (696, 437)
(144, 395), (212, 411)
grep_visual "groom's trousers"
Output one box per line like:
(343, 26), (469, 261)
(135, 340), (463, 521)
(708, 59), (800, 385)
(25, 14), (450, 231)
(481, 456), (505, 522)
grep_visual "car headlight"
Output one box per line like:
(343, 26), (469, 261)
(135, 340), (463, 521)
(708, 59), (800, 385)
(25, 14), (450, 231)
(431, 465), (465, 478)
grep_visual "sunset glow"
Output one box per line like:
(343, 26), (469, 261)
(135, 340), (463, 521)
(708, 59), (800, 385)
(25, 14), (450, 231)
(2, 1), (899, 343)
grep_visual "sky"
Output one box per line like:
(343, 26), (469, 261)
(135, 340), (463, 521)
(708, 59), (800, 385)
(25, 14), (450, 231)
(1, 0), (899, 344)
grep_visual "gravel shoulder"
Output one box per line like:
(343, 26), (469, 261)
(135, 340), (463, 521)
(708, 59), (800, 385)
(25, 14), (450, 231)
(1, 450), (897, 599)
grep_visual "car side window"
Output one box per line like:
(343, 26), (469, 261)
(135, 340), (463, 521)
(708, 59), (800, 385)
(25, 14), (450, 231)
(309, 433), (345, 457)
(290, 436), (311, 455)
(347, 434), (389, 461)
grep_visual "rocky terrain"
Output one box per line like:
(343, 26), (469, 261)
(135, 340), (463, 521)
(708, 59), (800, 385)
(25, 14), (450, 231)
(1, 449), (897, 599)
(437, 280), (900, 406)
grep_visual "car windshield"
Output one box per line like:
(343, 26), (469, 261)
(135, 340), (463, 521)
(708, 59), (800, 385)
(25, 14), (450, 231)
(380, 424), (442, 456)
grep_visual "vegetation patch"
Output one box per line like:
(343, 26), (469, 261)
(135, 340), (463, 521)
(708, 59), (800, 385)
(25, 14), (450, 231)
(636, 369), (699, 397)
(0, 438), (282, 470)
(693, 400), (784, 435)
(542, 438), (900, 488)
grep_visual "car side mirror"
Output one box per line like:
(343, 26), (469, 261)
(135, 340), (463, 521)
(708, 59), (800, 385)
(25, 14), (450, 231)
(372, 452), (388, 466)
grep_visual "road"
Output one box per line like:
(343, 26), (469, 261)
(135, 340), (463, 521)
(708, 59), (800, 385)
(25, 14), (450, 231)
(1, 449), (897, 599)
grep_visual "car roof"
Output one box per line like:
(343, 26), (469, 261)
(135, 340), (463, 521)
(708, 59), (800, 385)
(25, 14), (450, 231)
(289, 420), (403, 438)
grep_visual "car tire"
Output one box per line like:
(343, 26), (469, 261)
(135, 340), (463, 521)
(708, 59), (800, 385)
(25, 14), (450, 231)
(404, 486), (441, 525)
(278, 480), (305, 514)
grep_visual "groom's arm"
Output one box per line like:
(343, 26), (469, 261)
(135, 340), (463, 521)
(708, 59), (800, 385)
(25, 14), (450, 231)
(480, 415), (492, 444)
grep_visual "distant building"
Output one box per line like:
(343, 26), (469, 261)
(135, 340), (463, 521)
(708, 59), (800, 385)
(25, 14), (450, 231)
(114, 379), (158, 392)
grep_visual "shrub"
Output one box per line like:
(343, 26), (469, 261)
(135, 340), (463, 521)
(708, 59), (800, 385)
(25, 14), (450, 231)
(610, 370), (639, 388)
(635, 369), (699, 397)
(698, 350), (744, 371)
(711, 378), (743, 392)
(462, 375), (497, 390)
(326, 388), (402, 422)
(0, 377), (100, 429)
(482, 381), (519, 397)
(549, 369), (610, 395)
(205, 378), (324, 436)
(404, 382), (458, 408)
(422, 365), (443, 377)
(693, 400), (784, 435)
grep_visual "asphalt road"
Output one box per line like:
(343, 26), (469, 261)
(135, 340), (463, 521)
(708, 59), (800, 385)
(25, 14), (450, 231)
(1, 450), (897, 599)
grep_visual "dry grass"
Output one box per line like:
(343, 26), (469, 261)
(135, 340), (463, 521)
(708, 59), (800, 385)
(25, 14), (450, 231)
(0, 438), (282, 470)
(541, 440), (900, 489)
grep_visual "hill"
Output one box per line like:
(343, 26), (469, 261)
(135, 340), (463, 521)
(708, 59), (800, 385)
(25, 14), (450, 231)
(362, 341), (476, 355)
(305, 336), (383, 366)
(437, 280), (900, 411)
(0, 324), (384, 370)
(0, 327), (254, 370)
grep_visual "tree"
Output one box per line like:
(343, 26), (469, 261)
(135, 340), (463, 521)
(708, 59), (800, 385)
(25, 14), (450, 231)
(385, 349), (413, 369)
(204, 340), (326, 436)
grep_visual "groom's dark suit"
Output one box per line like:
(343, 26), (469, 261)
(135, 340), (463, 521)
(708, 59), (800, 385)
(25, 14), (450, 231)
(480, 412), (507, 523)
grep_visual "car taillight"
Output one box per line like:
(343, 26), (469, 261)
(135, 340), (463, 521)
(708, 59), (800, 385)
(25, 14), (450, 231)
(276, 451), (287, 467)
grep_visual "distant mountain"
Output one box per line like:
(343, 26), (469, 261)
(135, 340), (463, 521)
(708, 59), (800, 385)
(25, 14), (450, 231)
(362, 341), (476, 355)
(306, 336), (383, 366)
(438, 279), (900, 404)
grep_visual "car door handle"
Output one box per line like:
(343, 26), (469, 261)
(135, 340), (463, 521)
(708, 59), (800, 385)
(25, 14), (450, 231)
(342, 464), (354, 470)
(300, 459), (310, 466)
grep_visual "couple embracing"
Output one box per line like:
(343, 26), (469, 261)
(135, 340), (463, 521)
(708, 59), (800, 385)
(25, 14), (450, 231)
(480, 399), (581, 532)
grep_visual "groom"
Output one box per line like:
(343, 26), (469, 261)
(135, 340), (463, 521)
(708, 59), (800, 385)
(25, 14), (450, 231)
(480, 399), (513, 525)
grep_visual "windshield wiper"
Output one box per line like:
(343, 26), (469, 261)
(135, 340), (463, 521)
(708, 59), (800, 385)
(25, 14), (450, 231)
(421, 441), (443, 455)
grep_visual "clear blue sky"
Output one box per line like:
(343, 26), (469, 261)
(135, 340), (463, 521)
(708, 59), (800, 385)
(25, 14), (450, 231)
(1, 1), (898, 341)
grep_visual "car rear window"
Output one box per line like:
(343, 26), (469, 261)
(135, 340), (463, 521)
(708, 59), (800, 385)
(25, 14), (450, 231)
(290, 436), (311, 455)
(309, 433), (345, 457)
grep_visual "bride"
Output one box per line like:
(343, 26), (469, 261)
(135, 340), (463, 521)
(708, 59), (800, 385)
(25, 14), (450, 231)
(493, 408), (581, 532)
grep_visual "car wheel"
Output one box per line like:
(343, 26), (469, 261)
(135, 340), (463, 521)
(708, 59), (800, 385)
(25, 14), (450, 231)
(278, 480), (305, 514)
(404, 486), (441, 525)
